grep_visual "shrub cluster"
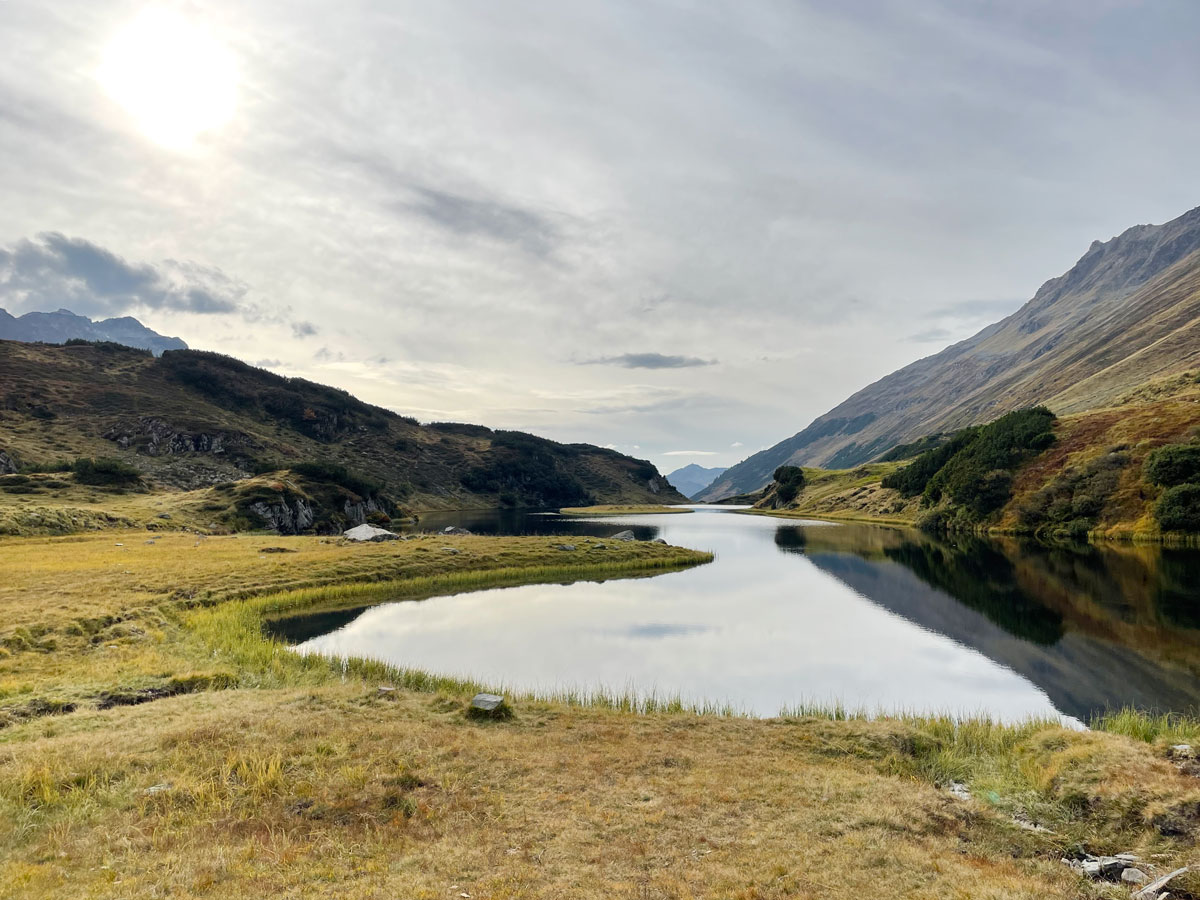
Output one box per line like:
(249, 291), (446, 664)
(883, 408), (1056, 527)
(1017, 447), (1130, 537)
(1146, 444), (1200, 532)
(460, 432), (592, 507)
(71, 456), (142, 486)
(772, 465), (806, 504)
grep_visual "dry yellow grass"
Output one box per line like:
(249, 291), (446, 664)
(3, 530), (1200, 899)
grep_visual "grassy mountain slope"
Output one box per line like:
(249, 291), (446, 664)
(752, 371), (1200, 540)
(702, 205), (1200, 500)
(0, 341), (684, 532)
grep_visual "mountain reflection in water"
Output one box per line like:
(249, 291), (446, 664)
(270, 507), (1200, 721)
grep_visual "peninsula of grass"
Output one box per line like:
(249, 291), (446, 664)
(4, 530), (1200, 898)
(559, 504), (694, 516)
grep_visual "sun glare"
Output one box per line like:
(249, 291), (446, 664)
(98, 7), (237, 150)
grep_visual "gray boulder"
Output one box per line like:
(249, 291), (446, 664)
(0, 450), (17, 475)
(611, 530), (636, 541)
(442, 526), (472, 536)
(343, 523), (399, 542)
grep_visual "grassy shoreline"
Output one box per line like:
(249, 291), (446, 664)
(4, 530), (1200, 897)
(558, 504), (694, 516)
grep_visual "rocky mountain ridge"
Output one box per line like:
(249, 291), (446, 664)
(0, 307), (187, 355)
(701, 204), (1200, 500)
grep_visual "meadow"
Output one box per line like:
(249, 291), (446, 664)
(2, 529), (1199, 899)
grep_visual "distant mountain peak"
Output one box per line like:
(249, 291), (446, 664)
(666, 463), (728, 500)
(0, 307), (187, 355)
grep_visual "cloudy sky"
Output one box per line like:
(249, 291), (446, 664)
(2, 1), (1199, 472)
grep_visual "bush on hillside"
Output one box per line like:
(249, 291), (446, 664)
(881, 428), (978, 497)
(772, 465), (806, 503)
(1145, 444), (1200, 487)
(1156, 484), (1200, 532)
(72, 457), (142, 486)
(1016, 448), (1130, 534)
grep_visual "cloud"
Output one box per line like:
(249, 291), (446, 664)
(291, 321), (317, 338)
(731, 441), (744, 448)
(581, 353), (716, 370)
(0, 233), (245, 317)
(398, 185), (560, 257)
(662, 450), (720, 456)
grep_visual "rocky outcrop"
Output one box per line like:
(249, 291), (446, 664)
(343, 496), (389, 525)
(0, 450), (17, 475)
(248, 497), (315, 534)
(105, 417), (255, 457)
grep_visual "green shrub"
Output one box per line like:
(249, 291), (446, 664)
(772, 465), (806, 503)
(1145, 444), (1200, 487)
(1156, 484), (1200, 532)
(881, 429), (978, 497)
(71, 457), (142, 486)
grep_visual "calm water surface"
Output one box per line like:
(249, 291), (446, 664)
(271, 506), (1200, 722)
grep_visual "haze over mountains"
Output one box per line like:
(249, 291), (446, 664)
(0, 307), (186, 355)
(664, 464), (727, 500)
(701, 204), (1200, 501)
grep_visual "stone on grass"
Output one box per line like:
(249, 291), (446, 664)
(555, 544), (576, 551)
(442, 526), (472, 535)
(611, 530), (636, 541)
(343, 523), (399, 542)
(1122, 869), (1150, 885)
(468, 692), (513, 721)
(947, 781), (971, 801)
(441, 546), (460, 554)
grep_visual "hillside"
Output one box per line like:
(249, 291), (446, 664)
(664, 463), (727, 499)
(0, 307), (186, 354)
(701, 204), (1200, 500)
(750, 371), (1200, 540)
(0, 340), (684, 533)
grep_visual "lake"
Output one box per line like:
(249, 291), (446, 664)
(268, 506), (1200, 723)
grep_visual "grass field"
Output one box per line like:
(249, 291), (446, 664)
(559, 504), (694, 516)
(3, 530), (1200, 898)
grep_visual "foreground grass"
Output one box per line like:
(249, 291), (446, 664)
(559, 504), (694, 516)
(3, 531), (1200, 898)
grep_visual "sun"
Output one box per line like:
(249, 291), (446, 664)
(98, 7), (237, 150)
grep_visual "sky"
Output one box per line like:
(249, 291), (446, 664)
(1, 1), (1199, 474)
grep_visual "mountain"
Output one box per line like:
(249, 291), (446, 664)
(0, 341), (685, 533)
(701, 204), (1200, 500)
(0, 307), (187, 355)
(665, 463), (727, 500)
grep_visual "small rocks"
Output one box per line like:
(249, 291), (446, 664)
(442, 526), (472, 536)
(947, 781), (971, 801)
(555, 544), (576, 551)
(157, 512), (172, 520)
(611, 530), (636, 541)
(441, 547), (460, 554)
(1122, 868), (1151, 885)
(592, 543), (607, 550)
(652, 538), (668, 544)
(377, 685), (396, 698)
(1168, 744), (1195, 761)
(143, 782), (172, 796)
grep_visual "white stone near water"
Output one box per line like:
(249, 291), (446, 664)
(343, 523), (399, 542)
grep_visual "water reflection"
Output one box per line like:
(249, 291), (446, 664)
(271, 507), (1200, 721)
